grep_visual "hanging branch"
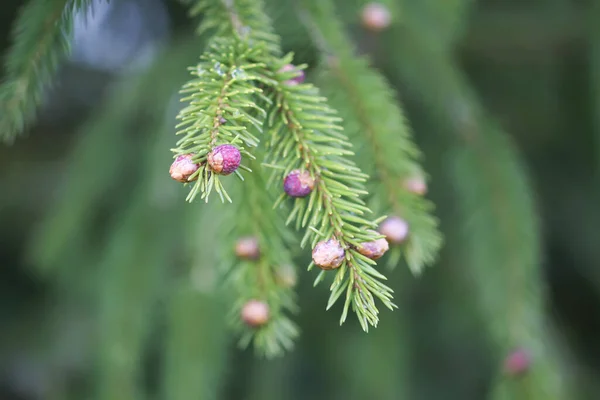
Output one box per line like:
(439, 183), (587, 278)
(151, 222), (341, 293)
(452, 121), (565, 400)
(260, 56), (395, 331)
(187, 0), (281, 56)
(381, 20), (566, 397)
(172, 38), (273, 203)
(0, 0), (92, 143)
(172, 0), (283, 203)
(179, 0), (396, 330)
(222, 158), (300, 357)
(298, 0), (442, 273)
(180, 0), (300, 353)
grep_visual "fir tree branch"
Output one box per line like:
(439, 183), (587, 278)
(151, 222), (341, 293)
(182, 0), (395, 329)
(0, 0), (92, 143)
(186, 0), (281, 56)
(452, 122), (565, 400)
(173, 38), (274, 203)
(383, 22), (566, 396)
(299, 0), (443, 273)
(222, 158), (300, 357)
(262, 56), (396, 331)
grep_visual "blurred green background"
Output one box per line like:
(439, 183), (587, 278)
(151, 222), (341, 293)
(1, 0), (599, 399)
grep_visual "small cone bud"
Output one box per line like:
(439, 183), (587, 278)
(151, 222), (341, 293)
(504, 348), (531, 376)
(235, 236), (260, 260)
(312, 238), (345, 270)
(357, 234), (389, 260)
(169, 154), (200, 183)
(361, 3), (391, 32)
(207, 144), (241, 175)
(378, 216), (409, 244)
(404, 176), (427, 195)
(241, 300), (270, 327)
(275, 264), (297, 288)
(283, 169), (315, 197)
(279, 64), (305, 85)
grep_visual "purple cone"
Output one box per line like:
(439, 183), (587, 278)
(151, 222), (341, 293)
(283, 169), (315, 197)
(207, 144), (241, 175)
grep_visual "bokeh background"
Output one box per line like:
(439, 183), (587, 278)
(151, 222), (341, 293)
(1, 0), (599, 399)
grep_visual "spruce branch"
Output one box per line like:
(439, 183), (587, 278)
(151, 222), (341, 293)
(377, 8), (566, 395)
(187, 0), (281, 56)
(299, 0), (442, 273)
(222, 159), (300, 357)
(452, 122), (565, 400)
(0, 0), (92, 143)
(262, 56), (396, 331)
(180, 0), (396, 329)
(173, 38), (273, 203)
(396, 30), (565, 395)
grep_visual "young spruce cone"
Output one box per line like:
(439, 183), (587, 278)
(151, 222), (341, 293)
(169, 154), (200, 183)
(235, 236), (260, 260)
(207, 144), (241, 175)
(503, 348), (531, 376)
(312, 238), (345, 270)
(404, 175), (427, 196)
(378, 216), (409, 244)
(361, 3), (391, 32)
(241, 300), (270, 327)
(357, 234), (389, 260)
(283, 169), (315, 198)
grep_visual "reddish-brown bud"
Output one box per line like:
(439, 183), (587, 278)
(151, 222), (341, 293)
(279, 64), (305, 85)
(312, 238), (345, 270)
(357, 235), (389, 260)
(378, 216), (409, 244)
(241, 300), (270, 327)
(361, 3), (392, 32)
(504, 348), (531, 376)
(169, 154), (200, 183)
(207, 144), (241, 175)
(404, 176), (428, 196)
(283, 169), (315, 197)
(235, 236), (260, 260)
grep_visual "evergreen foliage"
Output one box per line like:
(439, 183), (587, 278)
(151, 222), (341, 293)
(0, 0), (588, 399)
(304, 0), (442, 273)
(172, 0), (427, 335)
(0, 0), (92, 143)
(379, 5), (567, 398)
(173, 38), (269, 202)
(224, 157), (300, 357)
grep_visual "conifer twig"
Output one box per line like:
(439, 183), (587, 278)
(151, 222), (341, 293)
(183, 0), (395, 329)
(173, 38), (273, 203)
(223, 159), (300, 358)
(298, 0), (442, 273)
(384, 24), (566, 396)
(0, 0), (92, 143)
(262, 58), (396, 331)
(188, 0), (281, 56)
